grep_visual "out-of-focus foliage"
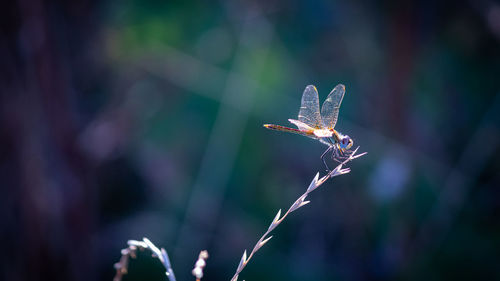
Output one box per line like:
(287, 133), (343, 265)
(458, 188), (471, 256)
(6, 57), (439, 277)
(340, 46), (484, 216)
(1, 0), (499, 281)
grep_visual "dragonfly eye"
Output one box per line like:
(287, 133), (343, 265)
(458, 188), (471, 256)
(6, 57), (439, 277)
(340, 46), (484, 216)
(340, 136), (352, 149)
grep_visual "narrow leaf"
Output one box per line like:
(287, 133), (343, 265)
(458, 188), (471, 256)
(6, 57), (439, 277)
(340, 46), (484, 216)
(273, 209), (282, 223)
(299, 200), (310, 207)
(334, 168), (350, 177)
(259, 236), (273, 248)
(290, 195), (307, 212)
(352, 152), (367, 159)
(307, 172), (320, 192)
(143, 238), (162, 259)
(128, 240), (147, 248)
(291, 200), (311, 213)
(237, 250), (247, 272)
(268, 209), (281, 231)
(351, 146), (360, 155)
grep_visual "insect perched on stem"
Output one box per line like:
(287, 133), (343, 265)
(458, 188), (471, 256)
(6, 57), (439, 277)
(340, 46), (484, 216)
(264, 84), (353, 170)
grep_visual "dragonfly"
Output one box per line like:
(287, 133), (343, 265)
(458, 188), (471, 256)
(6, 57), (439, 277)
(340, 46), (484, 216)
(264, 84), (353, 170)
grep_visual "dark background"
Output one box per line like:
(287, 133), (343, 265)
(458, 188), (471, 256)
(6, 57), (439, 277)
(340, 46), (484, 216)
(1, 0), (499, 280)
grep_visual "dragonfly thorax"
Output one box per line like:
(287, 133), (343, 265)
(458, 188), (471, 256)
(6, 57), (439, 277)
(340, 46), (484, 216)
(313, 129), (333, 138)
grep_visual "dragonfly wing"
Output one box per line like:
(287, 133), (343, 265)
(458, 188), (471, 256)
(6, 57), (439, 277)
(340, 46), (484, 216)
(288, 119), (315, 131)
(298, 85), (322, 129)
(320, 84), (345, 129)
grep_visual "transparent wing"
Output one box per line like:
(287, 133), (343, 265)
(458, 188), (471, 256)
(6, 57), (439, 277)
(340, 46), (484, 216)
(288, 119), (315, 131)
(320, 84), (346, 129)
(298, 85), (322, 129)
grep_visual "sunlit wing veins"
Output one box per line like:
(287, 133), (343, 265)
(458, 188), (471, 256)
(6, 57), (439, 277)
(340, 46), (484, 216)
(298, 85), (322, 129)
(320, 84), (346, 129)
(288, 119), (314, 131)
(287, 119), (317, 139)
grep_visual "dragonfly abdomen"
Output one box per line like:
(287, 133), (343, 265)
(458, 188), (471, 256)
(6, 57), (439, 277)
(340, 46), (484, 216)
(263, 124), (315, 138)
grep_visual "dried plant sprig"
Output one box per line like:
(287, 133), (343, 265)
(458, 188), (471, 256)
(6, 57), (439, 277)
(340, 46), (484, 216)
(230, 147), (366, 281)
(113, 237), (177, 281)
(192, 250), (209, 281)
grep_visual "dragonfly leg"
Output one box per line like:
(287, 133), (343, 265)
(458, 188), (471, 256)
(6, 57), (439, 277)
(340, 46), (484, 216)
(331, 145), (343, 164)
(339, 149), (353, 160)
(344, 149), (353, 158)
(335, 147), (354, 161)
(320, 146), (333, 171)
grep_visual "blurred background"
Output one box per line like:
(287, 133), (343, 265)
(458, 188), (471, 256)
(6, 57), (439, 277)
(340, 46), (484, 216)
(1, 0), (499, 280)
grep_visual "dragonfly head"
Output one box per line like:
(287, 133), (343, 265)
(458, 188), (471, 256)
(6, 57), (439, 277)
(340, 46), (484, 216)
(339, 135), (353, 150)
